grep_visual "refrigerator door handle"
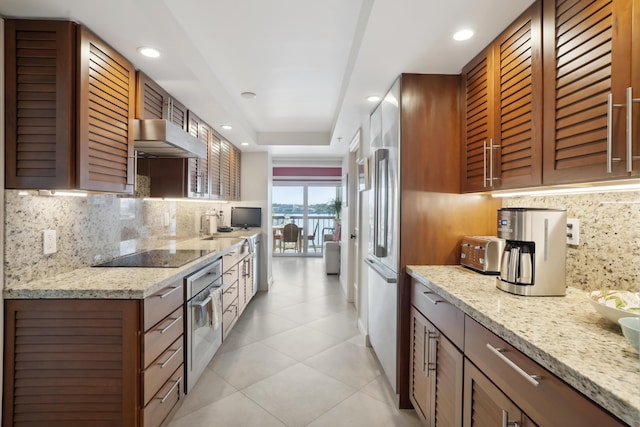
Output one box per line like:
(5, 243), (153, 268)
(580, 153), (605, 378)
(365, 258), (397, 283)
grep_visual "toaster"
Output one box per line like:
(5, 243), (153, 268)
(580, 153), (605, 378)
(460, 236), (505, 274)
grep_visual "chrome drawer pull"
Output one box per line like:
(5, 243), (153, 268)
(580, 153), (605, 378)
(487, 344), (541, 388)
(422, 291), (444, 305)
(502, 410), (520, 427)
(158, 377), (181, 404)
(157, 286), (181, 299)
(160, 346), (182, 369)
(160, 315), (182, 334)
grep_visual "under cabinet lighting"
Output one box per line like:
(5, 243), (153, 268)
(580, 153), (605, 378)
(38, 190), (87, 197)
(143, 197), (228, 203)
(491, 182), (640, 197)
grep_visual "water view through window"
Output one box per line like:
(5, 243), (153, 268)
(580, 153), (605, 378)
(272, 185), (341, 255)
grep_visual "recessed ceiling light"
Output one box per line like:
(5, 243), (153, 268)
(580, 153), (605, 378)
(241, 91), (257, 99)
(241, 142), (249, 146)
(453, 29), (474, 41)
(367, 95), (381, 103)
(221, 125), (233, 130)
(137, 47), (160, 58)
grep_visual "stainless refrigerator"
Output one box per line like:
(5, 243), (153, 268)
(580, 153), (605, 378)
(365, 78), (400, 393)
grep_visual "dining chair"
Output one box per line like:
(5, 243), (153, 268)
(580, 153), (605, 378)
(307, 222), (319, 252)
(282, 223), (300, 252)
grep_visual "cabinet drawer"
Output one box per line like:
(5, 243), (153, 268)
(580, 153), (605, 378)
(222, 281), (238, 311)
(223, 264), (239, 288)
(142, 336), (184, 406)
(464, 317), (625, 427)
(222, 249), (242, 271)
(141, 364), (184, 427)
(143, 280), (183, 332)
(411, 279), (464, 349)
(222, 298), (238, 340)
(143, 307), (184, 369)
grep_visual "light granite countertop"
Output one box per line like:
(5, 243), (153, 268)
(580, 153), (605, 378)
(407, 265), (640, 427)
(3, 235), (258, 300)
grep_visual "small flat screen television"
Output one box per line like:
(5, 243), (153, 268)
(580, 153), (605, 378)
(231, 207), (262, 229)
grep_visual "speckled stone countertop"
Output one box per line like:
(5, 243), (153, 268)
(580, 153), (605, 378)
(3, 235), (257, 300)
(407, 265), (640, 427)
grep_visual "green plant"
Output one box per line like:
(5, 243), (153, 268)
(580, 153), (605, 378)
(331, 198), (342, 219)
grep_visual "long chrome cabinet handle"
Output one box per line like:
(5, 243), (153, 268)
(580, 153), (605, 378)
(489, 138), (494, 186)
(159, 315), (182, 334)
(422, 291), (444, 305)
(160, 346), (183, 369)
(486, 343), (541, 388)
(158, 377), (182, 404)
(426, 331), (437, 375)
(502, 410), (521, 427)
(627, 87), (640, 172)
(607, 93), (624, 173)
(483, 140), (488, 188)
(422, 326), (428, 373)
(157, 286), (181, 299)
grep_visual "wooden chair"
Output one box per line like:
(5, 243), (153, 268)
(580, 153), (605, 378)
(307, 222), (319, 252)
(282, 223), (300, 252)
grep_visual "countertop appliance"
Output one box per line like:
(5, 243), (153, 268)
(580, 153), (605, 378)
(185, 259), (223, 393)
(93, 249), (214, 268)
(366, 78), (400, 394)
(497, 208), (566, 296)
(460, 236), (505, 274)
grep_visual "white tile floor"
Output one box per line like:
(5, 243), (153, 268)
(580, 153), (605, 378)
(169, 257), (421, 427)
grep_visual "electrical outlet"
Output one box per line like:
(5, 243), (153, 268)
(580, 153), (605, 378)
(43, 229), (57, 255)
(566, 218), (580, 245)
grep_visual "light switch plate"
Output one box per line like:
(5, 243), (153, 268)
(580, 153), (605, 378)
(566, 218), (580, 245)
(43, 229), (57, 255)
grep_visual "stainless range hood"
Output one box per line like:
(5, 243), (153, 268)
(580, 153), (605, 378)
(134, 119), (207, 159)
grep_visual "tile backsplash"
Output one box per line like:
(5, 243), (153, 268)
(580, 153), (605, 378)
(502, 191), (640, 292)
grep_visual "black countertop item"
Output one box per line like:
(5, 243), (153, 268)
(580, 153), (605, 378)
(93, 249), (214, 268)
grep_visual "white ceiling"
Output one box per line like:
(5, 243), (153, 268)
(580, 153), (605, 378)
(1, 0), (534, 161)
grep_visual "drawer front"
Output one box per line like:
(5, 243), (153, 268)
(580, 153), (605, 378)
(144, 307), (184, 369)
(222, 248), (242, 271)
(222, 281), (238, 311)
(142, 336), (184, 406)
(411, 278), (464, 349)
(143, 280), (183, 332)
(142, 364), (184, 427)
(222, 298), (238, 340)
(464, 317), (625, 427)
(223, 264), (239, 288)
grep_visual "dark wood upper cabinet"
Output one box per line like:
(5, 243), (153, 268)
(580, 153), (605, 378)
(135, 71), (188, 130)
(5, 20), (135, 193)
(542, 0), (639, 183)
(461, 2), (543, 191)
(220, 140), (241, 200)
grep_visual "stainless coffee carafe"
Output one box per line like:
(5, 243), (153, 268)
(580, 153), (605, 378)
(496, 208), (566, 296)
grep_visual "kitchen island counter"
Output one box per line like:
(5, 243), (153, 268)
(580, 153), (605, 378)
(407, 265), (639, 426)
(3, 235), (257, 299)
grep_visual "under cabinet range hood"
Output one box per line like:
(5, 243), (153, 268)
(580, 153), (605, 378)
(133, 119), (207, 158)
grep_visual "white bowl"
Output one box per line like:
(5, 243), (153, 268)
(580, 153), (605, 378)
(618, 317), (640, 351)
(586, 290), (640, 324)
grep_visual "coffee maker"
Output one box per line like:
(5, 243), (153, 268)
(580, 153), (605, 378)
(497, 208), (566, 296)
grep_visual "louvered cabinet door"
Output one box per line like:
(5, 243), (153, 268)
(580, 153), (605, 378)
(409, 307), (430, 423)
(209, 134), (223, 198)
(3, 299), (139, 427)
(4, 20), (76, 189)
(230, 145), (241, 200)
(76, 26), (135, 193)
(463, 359), (534, 427)
(433, 329), (463, 427)
(135, 71), (188, 130)
(220, 140), (232, 199)
(493, 1), (543, 189)
(461, 48), (495, 192)
(542, 0), (637, 183)
(186, 111), (209, 198)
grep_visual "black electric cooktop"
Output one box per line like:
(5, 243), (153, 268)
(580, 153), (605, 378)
(93, 249), (213, 268)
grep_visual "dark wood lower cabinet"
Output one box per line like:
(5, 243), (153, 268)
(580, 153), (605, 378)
(4, 292), (186, 427)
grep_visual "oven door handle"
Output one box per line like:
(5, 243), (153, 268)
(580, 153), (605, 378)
(192, 295), (212, 309)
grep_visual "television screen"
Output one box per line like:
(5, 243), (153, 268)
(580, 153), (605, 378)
(231, 207), (262, 229)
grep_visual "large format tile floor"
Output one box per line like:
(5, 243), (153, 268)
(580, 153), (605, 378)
(169, 257), (420, 427)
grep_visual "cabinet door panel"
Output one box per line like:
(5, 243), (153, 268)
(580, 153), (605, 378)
(186, 112), (210, 198)
(434, 332), (463, 427)
(409, 307), (429, 422)
(543, 0), (637, 183)
(77, 26), (135, 193)
(5, 20), (76, 189)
